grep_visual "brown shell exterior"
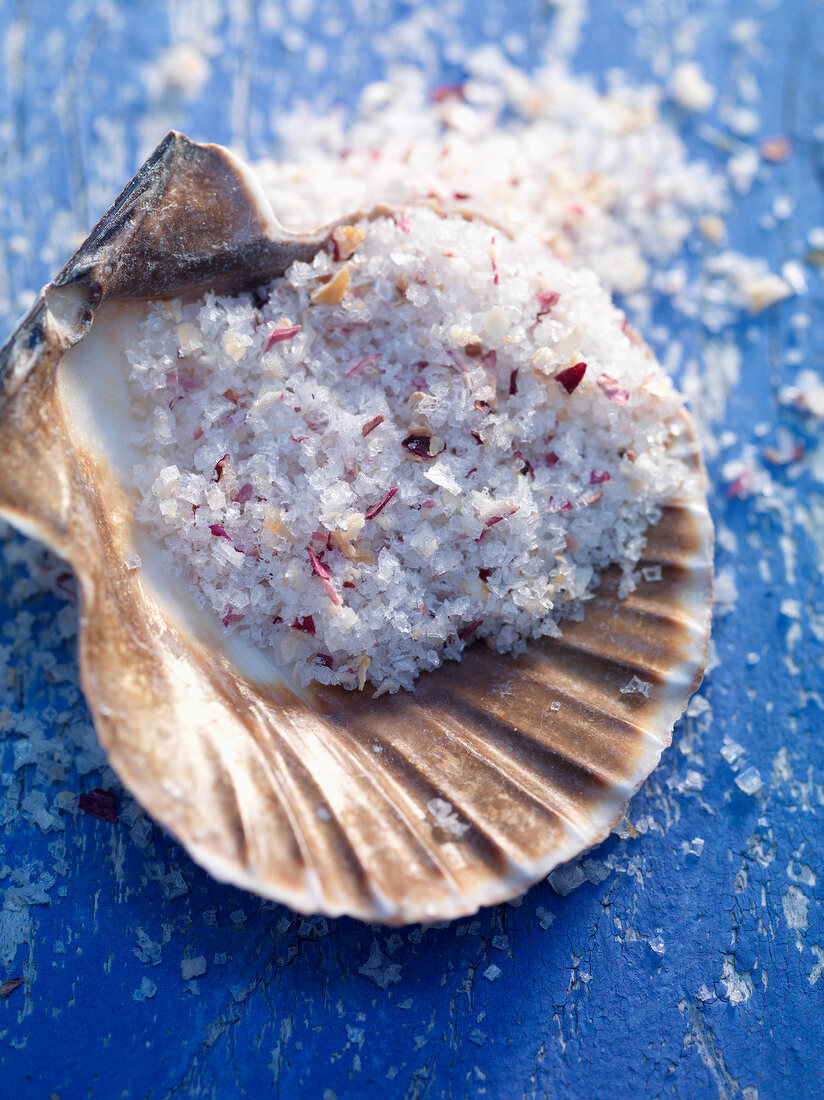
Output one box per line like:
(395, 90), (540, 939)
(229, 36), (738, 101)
(0, 133), (713, 924)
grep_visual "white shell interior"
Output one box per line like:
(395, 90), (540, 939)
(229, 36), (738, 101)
(58, 300), (302, 695)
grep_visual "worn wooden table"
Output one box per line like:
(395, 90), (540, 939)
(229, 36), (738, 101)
(1, 1), (822, 1096)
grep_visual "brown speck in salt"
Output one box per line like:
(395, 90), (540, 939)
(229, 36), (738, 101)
(760, 136), (791, 163)
(362, 414), (385, 437)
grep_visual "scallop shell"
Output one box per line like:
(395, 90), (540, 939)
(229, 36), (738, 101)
(0, 133), (713, 924)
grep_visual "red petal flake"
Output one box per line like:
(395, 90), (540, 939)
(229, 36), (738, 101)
(78, 788), (119, 824)
(313, 653), (335, 669)
(726, 471), (754, 499)
(485, 506), (519, 528)
(214, 454), (230, 481)
(209, 523), (231, 540)
(222, 608), (245, 627)
(556, 362), (587, 393)
(291, 615), (316, 635)
(345, 353), (382, 379)
(321, 577), (342, 606)
(307, 546), (331, 580)
(458, 619), (483, 641)
(402, 433), (435, 459)
(509, 369), (519, 396)
(365, 486), (399, 520)
(264, 324), (301, 352)
(55, 572), (77, 602)
(536, 290), (561, 317)
(234, 482), (254, 503)
(597, 374), (630, 404)
(398, 213), (412, 234)
(590, 470), (611, 484)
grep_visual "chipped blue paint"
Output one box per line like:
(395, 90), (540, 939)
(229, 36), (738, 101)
(1, 1), (822, 1097)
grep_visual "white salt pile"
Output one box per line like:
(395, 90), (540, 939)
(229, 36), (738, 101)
(128, 206), (697, 693)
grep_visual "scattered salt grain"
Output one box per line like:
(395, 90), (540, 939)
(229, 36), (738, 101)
(133, 977), (158, 1002)
(181, 956), (207, 981)
(162, 871), (188, 900)
(735, 767), (764, 796)
(358, 940), (402, 988)
(427, 798), (470, 837)
(671, 62), (715, 113)
(548, 861), (588, 896)
(536, 907), (555, 930)
(620, 676), (653, 698)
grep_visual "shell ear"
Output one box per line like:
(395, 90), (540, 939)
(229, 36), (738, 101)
(51, 130), (330, 303)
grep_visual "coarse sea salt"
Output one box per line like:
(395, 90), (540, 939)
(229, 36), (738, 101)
(127, 207), (696, 693)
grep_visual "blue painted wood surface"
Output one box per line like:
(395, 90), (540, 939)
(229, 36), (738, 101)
(1, 1), (822, 1097)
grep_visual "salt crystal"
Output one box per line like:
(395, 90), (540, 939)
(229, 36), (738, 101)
(358, 940), (402, 988)
(548, 861), (587, 895)
(161, 871), (188, 900)
(181, 956), (207, 981)
(483, 964), (502, 981)
(671, 62), (715, 113)
(536, 907), (555, 930)
(133, 977), (158, 1002)
(620, 676), (653, 698)
(735, 767), (763, 796)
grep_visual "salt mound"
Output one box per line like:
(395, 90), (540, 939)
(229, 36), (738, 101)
(127, 206), (697, 693)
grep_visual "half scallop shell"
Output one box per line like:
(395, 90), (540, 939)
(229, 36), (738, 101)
(0, 133), (713, 924)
